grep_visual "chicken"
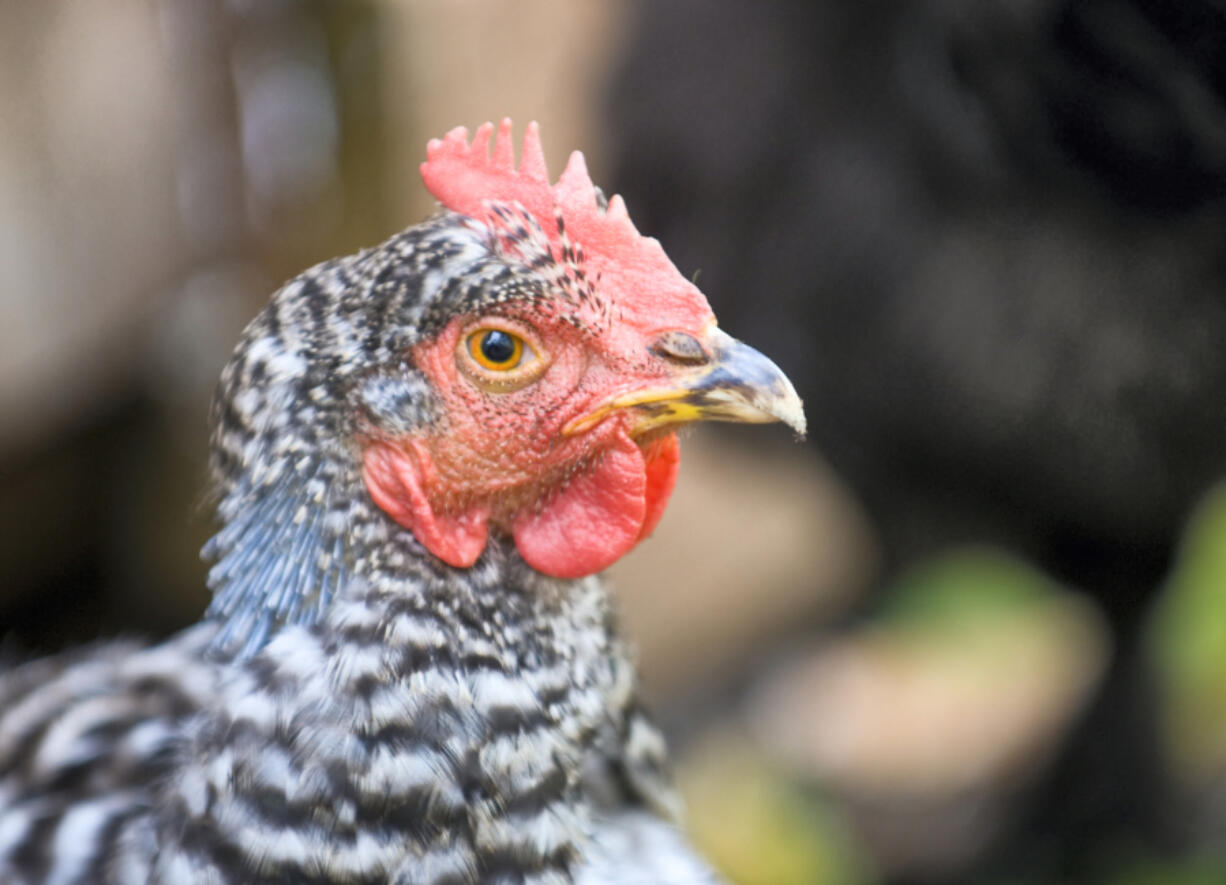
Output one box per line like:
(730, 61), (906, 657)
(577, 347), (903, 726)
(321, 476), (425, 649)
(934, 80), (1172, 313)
(0, 120), (804, 884)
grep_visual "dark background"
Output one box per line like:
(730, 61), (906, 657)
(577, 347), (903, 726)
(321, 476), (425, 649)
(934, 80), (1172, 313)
(2, 2), (1225, 882)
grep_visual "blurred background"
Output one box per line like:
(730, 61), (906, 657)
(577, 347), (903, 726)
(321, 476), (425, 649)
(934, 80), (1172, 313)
(2, 1), (1226, 882)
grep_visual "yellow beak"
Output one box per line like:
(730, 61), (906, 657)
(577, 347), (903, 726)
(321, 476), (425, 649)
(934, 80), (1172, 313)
(564, 329), (806, 438)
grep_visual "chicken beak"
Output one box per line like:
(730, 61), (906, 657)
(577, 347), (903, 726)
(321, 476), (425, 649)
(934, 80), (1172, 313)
(564, 328), (807, 438)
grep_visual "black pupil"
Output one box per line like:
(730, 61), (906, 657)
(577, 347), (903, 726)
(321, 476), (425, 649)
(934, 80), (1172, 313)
(480, 330), (517, 364)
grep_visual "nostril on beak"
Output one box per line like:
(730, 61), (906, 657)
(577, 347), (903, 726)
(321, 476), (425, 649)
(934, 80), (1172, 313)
(651, 331), (708, 365)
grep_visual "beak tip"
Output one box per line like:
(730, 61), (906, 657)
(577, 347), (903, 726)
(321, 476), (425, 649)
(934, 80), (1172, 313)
(699, 328), (809, 439)
(774, 383), (808, 440)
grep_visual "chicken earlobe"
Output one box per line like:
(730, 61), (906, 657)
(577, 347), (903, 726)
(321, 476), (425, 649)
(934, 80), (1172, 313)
(362, 437), (490, 568)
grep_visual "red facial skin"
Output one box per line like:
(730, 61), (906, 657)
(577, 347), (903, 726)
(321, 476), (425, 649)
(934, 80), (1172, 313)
(366, 120), (715, 577)
(362, 311), (690, 578)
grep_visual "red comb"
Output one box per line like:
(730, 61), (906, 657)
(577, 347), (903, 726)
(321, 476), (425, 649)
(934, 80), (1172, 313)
(420, 119), (712, 334)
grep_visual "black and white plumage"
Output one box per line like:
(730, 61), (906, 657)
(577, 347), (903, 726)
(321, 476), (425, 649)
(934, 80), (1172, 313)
(0, 121), (802, 883)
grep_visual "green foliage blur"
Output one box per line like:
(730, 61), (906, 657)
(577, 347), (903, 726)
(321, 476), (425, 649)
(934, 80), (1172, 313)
(683, 490), (1226, 884)
(1151, 483), (1226, 781)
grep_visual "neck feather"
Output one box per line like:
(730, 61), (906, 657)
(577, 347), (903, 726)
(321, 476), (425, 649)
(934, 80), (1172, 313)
(203, 445), (361, 658)
(202, 438), (604, 661)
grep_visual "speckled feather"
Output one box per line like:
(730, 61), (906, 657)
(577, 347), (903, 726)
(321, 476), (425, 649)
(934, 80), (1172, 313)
(0, 196), (719, 882)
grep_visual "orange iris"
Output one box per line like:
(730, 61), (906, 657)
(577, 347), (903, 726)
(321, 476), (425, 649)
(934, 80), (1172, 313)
(467, 329), (525, 371)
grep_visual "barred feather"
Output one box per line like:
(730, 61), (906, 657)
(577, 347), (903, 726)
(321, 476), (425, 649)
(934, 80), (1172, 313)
(0, 201), (719, 882)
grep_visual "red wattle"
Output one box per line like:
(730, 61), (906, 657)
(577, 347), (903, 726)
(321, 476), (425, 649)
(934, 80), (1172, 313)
(362, 440), (490, 568)
(637, 433), (681, 542)
(512, 429), (650, 579)
(365, 431), (682, 579)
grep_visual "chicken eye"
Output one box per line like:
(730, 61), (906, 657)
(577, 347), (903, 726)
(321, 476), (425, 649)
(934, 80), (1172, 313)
(455, 322), (547, 392)
(468, 328), (527, 371)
